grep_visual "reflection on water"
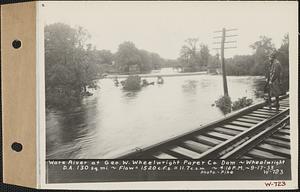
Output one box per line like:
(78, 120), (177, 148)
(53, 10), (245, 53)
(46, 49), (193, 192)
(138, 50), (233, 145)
(46, 70), (265, 159)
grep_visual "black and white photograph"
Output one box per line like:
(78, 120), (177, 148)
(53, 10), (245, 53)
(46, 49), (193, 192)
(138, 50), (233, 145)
(41, 1), (297, 187)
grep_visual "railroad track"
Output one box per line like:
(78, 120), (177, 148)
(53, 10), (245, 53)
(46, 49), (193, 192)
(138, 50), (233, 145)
(118, 95), (290, 159)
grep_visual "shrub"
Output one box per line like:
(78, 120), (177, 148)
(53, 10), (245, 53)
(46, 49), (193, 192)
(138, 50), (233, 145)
(232, 97), (253, 111)
(123, 75), (141, 91)
(215, 95), (232, 114)
(215, 96), (254, 114)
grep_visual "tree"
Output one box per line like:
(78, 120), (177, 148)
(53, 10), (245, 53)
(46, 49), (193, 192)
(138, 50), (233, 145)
(150, 53), (163, 70)
(277, 34), (289, 68)
(97, 49), (114, 65)
(179, 38), (199, 71)
(161, 59), (180, 68)
(250, 36), (275, 75)
(207, 53), (220, 73)
(178, 38), (211, 72)
(198, 44), (210, 70)
(115, 41), (142, 73)
(139, 49), (152, 72)
(45, 23), (99, 108)
(179, 45), (192, 69)
(185, 38), (198, 54)
(115, 42), (163, 73)
(137, 50), (164, 72)
(225, 55), (255, 76)
(277, 34), (289, 90)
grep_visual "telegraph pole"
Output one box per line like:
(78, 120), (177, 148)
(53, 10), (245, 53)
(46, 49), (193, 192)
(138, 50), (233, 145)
(220, 28), (228, 96)
(213, 28), (238, 97)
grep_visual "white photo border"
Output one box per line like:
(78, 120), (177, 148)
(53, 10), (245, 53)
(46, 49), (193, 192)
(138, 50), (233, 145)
(37, 1), (298, 190)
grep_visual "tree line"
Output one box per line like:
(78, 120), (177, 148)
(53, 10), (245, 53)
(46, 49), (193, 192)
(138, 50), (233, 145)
(178, 38), (216, 72)
(45, 23), (168, 108)
(177, 35), (289, 77)
(225, 35), (289, 76)
(225, 35), (289, 90)
(114, 41), (164, 73)
(45, 23), (289, 108)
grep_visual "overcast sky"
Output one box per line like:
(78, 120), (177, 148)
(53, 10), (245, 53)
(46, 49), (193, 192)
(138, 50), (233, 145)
(41, 1), (297, 59)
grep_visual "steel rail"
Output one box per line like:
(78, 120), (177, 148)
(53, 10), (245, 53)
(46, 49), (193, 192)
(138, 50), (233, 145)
(197, 108), (289, 159)
(221, 115), (290, 159)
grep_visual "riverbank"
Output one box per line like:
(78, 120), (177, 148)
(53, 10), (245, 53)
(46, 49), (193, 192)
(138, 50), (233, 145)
(106, 71), (208, 79)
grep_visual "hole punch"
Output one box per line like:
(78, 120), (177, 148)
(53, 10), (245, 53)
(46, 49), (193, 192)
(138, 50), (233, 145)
(12, 39), (22, 49)
(11, 142), (23, 152)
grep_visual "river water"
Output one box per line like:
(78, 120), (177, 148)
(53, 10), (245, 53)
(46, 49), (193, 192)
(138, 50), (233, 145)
(46, 68), (265, 159)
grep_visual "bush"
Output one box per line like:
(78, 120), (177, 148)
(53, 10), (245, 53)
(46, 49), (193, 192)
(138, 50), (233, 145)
(232, 97), (253, 111)
(215, 95), (232, 114)
(46, 87), (81, 109)
(123, 75), (141, 91)
(215, 96), (254, 115)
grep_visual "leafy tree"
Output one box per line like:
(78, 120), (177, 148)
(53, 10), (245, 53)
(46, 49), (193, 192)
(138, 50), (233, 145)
(97, 49), (114, 65)
(115, 41), (142, 73)
(115, 42), (163, 73)
(225, 35), (289, 77)
(150, 53), (163, 70)
(94, 49), (114, 65)
(161, 59), (180, 68)
(277, 34), (289, 90)
(208, 53), (220, 68)
(45, 23), (99, 108)
(139, 49), (152, 72)
(225, 55), (255, 76)
(178, 38), (211, 72)
(179, 38), (199, 71)
(137, 50), (164, 72)
(179, 45), (193, 70)
(249, 36), (275, 75)
(198, 44), (210, 69)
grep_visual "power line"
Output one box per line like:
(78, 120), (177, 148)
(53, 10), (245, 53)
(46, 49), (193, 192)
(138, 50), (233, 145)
(213, 28), (238, 33)
(225, 28), (238, 32)
(213, 41), (237, 44)
(224, 46), (237, 49)
(213, 47), (237, 50)
(213, 30), (223, 33)
(225, 34), (238, 38)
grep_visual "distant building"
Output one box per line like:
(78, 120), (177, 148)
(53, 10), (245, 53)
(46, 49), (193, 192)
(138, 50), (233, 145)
(207, 67), (222, 74)
(128, 64), (140, 74)
(207, 53), (221, 74)
(99, 63), (116, 73)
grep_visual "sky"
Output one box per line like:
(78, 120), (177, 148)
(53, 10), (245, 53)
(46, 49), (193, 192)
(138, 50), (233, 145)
(41, 1), (297, 59)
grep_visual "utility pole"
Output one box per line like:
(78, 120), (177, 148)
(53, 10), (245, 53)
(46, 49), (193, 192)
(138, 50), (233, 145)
(213, 28), (238, 97)
(220, 28), (228, 96)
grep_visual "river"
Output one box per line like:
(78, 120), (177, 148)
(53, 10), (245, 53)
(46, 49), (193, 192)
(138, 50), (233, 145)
(46, 68), (265, 159)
